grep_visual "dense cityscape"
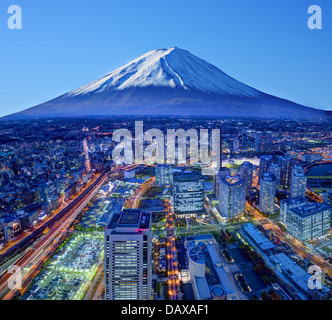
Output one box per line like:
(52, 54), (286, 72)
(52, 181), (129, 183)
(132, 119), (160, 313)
(0, 116), (331, 301)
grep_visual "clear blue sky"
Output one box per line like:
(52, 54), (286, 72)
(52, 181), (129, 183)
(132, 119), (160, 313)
(0, 0), (331, 117)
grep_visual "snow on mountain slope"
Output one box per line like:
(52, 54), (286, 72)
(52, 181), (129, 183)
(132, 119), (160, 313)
(1, 47), (329, 120)
(66, 47), (259, 97)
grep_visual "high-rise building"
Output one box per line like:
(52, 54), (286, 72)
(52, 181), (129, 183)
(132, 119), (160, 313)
(323, 189), (332, 206)
(83, 139), (91, 173)
(259, 155), (272, 183)
(286, 203), (331, 241)
(255, 132), (263, 152)
(278, 156), (293, 188)
(173, 171), (204, 217)
(219, 176), (246, 220)
(155, 164), (173, 186)
(241, 135), (247, 150)
(240, 161), (253, 197)
(290, 166), (307, 198)
(259, 172), (277, 215)
(263, 131), (273, 151)
(280, 197), (306, 224)
(213, 167), (231, 197)
(105, 209), (152, 300)
(269, 163), (281, 188)
(232, 138), (239, 153)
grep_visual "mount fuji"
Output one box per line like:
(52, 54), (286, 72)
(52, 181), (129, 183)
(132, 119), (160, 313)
(2, 47), (329, 120)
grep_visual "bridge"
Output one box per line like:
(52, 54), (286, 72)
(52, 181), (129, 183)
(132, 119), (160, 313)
(302, 160), (332, 174)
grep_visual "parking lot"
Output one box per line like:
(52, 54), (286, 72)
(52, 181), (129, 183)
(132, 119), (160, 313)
(25, 233), (104, 300)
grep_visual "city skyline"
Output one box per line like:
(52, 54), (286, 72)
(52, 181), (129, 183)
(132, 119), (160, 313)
(0, 0), (331, 304)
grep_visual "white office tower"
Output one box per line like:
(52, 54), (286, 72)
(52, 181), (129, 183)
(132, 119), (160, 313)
(255, 132), (263, 152)
(173, 171), (204, 217)
(269, 163), (281, 188)
(286, 203), (331, 241)
(259, 172), (277, 215)
(240, 161), (253, 197)
(280, 197), (306, 224)
(213, 167), (231, 197)
(290, 166), (307, 198)
(219, 176), (246, 220)
(155, 164), (173, 186)
(233, 138), (239, 153)
(105, 209), (152, 300)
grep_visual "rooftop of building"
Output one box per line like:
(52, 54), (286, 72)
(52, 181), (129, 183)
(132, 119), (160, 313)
(241, 223), (276, 251)
(173, 171), (202, 182)
(189, 245), (205, 264)
(261, 172), (277, 182)
(194, 276), (211, 300)
(270, 253), (330, 294)
(289, 202), (331, 217)
(107, 209), (151, 230)
(281, 197), (306, 205)
(220, 176), (244, 186)
(186, 235), (237, 297)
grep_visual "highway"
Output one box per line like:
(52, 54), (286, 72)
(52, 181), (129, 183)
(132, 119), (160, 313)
(0, 165), (143, 300)
(246, 201), (332, 277)
(0, 174), (102, 258)
(125, 177), (156, 209)
(165, 199), (181, 300)
(1, 170), (110, 300)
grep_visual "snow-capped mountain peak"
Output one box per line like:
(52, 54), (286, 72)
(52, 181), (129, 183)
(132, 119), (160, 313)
(66, 47), (258, 97)
(2, 47), (328, 120)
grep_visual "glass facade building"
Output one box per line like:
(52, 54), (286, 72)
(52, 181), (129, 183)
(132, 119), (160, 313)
(286, 203), (331, 241)
(219, 176), (246, 220)
(259, 172), (277, 215)
(105, 209), (151, 300)
(290, 166), (307, 198)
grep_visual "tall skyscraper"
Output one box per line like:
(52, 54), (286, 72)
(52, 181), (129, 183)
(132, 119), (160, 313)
(219, 176), (246, 220)
(259, 155), (272, 183)
(105, 209), (152, 300)
(213, 167), (231, 197)
(240, 161), (253, 197)
(173, 171), (204, 218)
(264, 131), (273, 151)
(260, 172), (277, 215)
(155, 164), (173, 186)
(255, 132), (263, 152)
(83, 139), (91, 173)
(241, 134), (247, 150)
(278, 156), (293, 188)
(232, 138), (239, 153)
(269, 163), (281, 188)
(290, 166), (307, 198)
